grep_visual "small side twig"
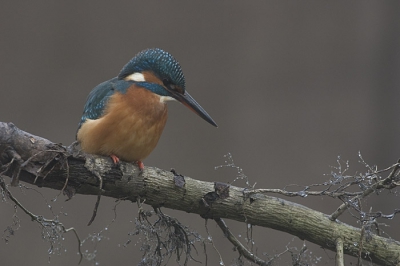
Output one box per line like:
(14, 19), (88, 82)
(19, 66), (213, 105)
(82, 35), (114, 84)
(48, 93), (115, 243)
(87, 171), (103, 226)
(204, 219), (224, 265)
(60, 157), (70, 194)
(335, 238), (344, 266)
(5, 148), (23, 186)
(214, 217), (268, 266)
(358, 225), (365, 266)
(0, 175), (83, 263)
(329, 160), (400, 221)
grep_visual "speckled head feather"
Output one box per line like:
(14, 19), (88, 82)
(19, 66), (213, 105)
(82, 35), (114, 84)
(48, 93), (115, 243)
(118, 48), (186, 92)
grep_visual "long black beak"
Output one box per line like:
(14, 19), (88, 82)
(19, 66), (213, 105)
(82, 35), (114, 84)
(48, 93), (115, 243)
(170, 90), (218, 127)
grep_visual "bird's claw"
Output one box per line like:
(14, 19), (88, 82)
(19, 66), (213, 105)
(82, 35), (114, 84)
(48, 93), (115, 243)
(110, 154), (120, 165)
(137, 161), (144, 171)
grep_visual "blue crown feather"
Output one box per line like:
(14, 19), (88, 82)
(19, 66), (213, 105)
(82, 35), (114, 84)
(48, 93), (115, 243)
(118, 48), (186, 92)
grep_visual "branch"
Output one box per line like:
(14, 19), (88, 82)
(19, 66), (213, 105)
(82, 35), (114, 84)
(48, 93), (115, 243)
(0, 122), (399, 265)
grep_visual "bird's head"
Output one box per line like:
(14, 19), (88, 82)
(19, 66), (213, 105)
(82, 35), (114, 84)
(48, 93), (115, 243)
(118, 48), (217, 127)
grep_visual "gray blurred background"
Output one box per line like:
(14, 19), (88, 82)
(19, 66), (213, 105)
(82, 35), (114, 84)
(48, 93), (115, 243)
(1, 1), (400, 265)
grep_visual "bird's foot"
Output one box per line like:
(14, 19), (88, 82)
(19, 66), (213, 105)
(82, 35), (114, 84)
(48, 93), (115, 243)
(136, 161), (144, 171)
(110, 154), (120, 164)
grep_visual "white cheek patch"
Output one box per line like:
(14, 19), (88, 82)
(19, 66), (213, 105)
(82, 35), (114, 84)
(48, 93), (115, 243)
(159, 96), (176, 102)
(125, 72), (146, 82)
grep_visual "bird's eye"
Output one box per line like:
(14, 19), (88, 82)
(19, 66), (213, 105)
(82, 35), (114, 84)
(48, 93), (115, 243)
(163, 78), (183, 94)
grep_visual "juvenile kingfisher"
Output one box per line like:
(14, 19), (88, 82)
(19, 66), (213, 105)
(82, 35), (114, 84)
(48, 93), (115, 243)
(77, 48), (217, 170)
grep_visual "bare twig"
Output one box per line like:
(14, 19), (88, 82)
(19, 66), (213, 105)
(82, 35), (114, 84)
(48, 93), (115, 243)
(336, 238), (344, 266)
(5, 148), (23, 186)
(330, 160), (400, 221)
(204, 219), (224, 265)
(60, 157), (70, 195)
(214, 218), (268, 266)
(358, 225), (365, 266)
(0, 175), (83, 263)
(87, 171), (103, 226)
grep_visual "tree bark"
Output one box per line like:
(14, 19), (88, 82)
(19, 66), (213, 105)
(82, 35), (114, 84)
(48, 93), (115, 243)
(0, 122), (399, 266)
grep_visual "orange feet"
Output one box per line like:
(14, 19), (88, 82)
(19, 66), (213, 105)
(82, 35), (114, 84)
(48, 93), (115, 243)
(137, 161), (144, 171)
(110, 154), (120, 164)
(110, 155), (143, 170)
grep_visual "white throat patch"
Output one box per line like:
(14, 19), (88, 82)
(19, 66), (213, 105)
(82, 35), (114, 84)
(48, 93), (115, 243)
(125, 72), (146, 82)
(159, 96), (176, 102)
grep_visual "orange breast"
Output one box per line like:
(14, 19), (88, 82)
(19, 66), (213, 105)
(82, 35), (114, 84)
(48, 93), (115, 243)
(77, 86), (168, 162)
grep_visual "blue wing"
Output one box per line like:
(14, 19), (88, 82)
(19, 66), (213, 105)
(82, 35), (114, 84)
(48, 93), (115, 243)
(77, 77), (133, 131)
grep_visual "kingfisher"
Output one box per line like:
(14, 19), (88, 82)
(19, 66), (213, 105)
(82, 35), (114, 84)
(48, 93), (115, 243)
(76, 48), (217, 170)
